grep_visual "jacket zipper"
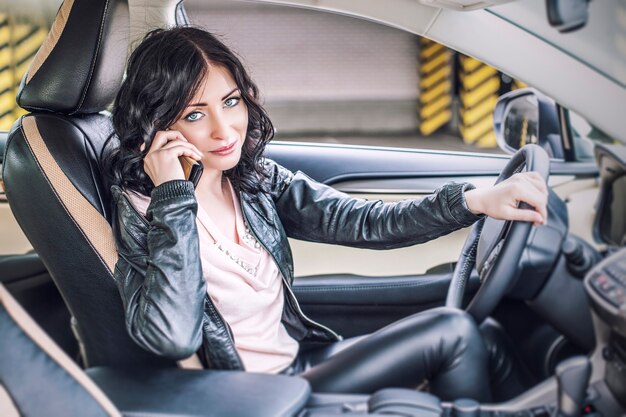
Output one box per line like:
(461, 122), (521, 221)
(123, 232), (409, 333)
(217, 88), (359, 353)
(201, 294), (242, 367)
(120, 192), (151, 227)
(240, 192), (341, 340)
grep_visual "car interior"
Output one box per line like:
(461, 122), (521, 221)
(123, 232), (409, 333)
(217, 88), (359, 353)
(1, 0), (625, 416)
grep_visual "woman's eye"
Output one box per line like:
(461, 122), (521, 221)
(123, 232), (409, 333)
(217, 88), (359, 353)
(184, 111), (203, 122)
(224, 97), (241, 108)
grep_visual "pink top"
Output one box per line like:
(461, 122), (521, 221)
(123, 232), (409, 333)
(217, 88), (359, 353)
(127, 181), (299, 373)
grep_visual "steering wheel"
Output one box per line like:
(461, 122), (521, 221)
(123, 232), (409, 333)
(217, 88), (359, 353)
(445, 144), (550, 323)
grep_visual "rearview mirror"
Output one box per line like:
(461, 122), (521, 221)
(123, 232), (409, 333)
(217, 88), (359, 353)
(493, 88), (565, 159)
(546, 0), (589, 33)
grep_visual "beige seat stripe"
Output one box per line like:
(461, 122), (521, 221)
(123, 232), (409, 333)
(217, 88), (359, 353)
(0, 384), (20, 417)
(0, 285), (121, 417)
(26, 0), (75, 84)
(21, 116), (117, 273)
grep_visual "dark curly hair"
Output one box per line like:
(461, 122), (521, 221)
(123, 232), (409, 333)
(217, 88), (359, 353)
(102, 26), (274, 196)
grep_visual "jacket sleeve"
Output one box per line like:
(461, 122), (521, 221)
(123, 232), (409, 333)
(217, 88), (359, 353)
(112, 180), (206, 360)
(267, 160), (483, 249)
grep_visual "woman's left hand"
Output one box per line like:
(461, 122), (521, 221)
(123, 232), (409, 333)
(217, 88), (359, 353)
(463, 172), (549, 226)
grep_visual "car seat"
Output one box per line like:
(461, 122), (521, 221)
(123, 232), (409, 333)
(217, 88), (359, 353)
(2, 0), (174, 369)
(0, 282), (311, 417)
(0, 283), (122, 417)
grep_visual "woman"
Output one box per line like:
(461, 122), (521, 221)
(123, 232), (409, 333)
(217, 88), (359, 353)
(104, 27), (547, 402)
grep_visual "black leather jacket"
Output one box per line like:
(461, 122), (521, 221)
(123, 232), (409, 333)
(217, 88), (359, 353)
(110, 159), (481, 370)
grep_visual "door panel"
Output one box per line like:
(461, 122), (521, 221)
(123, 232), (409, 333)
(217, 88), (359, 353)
(293, 272), (480, 337)
(287, 175), (598, 277)
(289, 230), (468, 277)
(266, 141), (598, 184)
(267, 141), (600, 334)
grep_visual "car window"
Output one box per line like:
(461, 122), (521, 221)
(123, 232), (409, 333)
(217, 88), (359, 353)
(184, 0), (538, 155)
(2, 0), (612, 161)
(0, 7), (51, 256)
(0, 9), (50, 132)
(568, 110), (622, 161)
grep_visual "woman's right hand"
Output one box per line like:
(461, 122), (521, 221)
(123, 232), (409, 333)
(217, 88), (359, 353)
(142, 130), (203, 187)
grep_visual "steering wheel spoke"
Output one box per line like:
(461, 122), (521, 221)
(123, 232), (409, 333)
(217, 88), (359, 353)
(479, 239), (505, 283)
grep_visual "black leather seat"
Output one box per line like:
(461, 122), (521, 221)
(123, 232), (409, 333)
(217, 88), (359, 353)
(3, 0), (173, 369)
(0, 283), (122, 417)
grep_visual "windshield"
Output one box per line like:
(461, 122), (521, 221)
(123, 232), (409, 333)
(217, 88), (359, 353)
(488, 0), (626, 88)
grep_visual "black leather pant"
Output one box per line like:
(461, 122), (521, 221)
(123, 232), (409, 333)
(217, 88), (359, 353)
(284, 307), (530, 402)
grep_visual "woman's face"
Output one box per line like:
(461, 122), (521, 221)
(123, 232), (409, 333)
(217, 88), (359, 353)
(168, 64), (248, 176)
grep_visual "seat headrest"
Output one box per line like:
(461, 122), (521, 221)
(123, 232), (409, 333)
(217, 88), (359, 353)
(17, 0), (129, 115)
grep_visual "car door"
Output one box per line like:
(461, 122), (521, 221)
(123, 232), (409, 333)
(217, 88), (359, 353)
(266, 141), (599, 338)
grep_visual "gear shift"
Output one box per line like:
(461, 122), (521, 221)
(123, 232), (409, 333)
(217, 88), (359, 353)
(555, 356), (591, 417)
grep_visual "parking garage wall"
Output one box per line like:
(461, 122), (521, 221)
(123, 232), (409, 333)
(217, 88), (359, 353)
(185, 0), (420, 135)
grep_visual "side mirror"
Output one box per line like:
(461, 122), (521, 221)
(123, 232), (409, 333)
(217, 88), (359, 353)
(493, 88), (565, 159)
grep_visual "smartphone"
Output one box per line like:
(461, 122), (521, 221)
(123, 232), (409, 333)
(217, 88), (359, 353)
(178, 156), (204, 188)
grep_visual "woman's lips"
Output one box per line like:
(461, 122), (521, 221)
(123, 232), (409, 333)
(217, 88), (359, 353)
(210, 141), (236, 156)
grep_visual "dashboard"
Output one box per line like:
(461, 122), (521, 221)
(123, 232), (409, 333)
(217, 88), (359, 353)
(583, 144), (626, 412)
(584, 247), (626, 410)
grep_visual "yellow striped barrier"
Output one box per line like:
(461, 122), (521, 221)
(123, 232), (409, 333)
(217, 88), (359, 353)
(418, 38), (453, 136)
(0, 14), (12, 129)
(458, 55), (500, 147)
(0, 14), (47, 131)
(13, 22), (47, 122)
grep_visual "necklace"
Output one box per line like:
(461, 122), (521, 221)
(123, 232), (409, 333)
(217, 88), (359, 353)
(196, 179), (262, 276)
(215, 243), (258, 276)
(242, 221), (262, 250)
